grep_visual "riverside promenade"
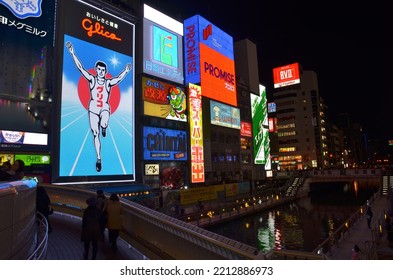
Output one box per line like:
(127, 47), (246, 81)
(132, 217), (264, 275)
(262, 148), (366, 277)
(328, 193), (393, 260)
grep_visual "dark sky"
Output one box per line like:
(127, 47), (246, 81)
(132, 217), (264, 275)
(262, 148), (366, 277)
(144, 0), (392, 142)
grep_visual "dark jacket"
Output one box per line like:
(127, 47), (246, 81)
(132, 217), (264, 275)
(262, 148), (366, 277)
(81, 205), (105, 242)
(36, 186), (51, 216)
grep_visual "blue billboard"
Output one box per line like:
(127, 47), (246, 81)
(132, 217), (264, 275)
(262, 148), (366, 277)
(143, 126), (187, 161)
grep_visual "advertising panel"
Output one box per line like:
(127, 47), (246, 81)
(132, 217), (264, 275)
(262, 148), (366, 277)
(240, 122), (252, 137)
(143, 126), (187, 161)
(188, 83), (205, 183)
(251, 85), (270, 165)
(210, 100), (240, 129)
(15, 154), (50, 166)
(142, 76), (187, 121)
(143, 4), (184, 84)
(184, 14), (237, 106)
(268, 102), (276, 113)
(0, 0), (55, 150)
(54, 0), (135, 184)
(273, 62), (300, 88)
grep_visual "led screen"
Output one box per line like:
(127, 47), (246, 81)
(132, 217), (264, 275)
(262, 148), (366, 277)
(184, 14), (237, 106)
(53, 0), (135, 184)
(143, 4), (184, 84)
(0, 0), (55, 150)
(210, 100), (240, 129)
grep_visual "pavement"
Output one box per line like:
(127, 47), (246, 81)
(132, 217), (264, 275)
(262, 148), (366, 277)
(328, 194), (393, 260)
(46, 211), (147, 260)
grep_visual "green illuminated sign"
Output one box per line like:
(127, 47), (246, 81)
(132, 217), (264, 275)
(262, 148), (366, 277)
(15, 154), (51, 166)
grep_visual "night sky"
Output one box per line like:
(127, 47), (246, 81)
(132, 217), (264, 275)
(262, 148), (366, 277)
(143, 0), (392, 142)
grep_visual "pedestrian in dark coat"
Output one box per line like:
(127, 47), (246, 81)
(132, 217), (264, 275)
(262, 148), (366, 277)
(366, 206), (373, 229)
(36, 186), (53, 233)
(81, 196), (105, 260)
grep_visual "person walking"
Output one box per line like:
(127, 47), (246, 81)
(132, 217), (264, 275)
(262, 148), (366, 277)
(81, 196), (105, 260)
(106, 193), (123, 252)
(366, 206), (373, 229)
(96, 189), (107, 238)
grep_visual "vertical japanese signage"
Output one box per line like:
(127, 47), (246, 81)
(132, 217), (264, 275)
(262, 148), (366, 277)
(143, 4), (184, 84)
(184, 15), (237, 106)
(188, 83), (204, 183)
(250, 84), (271, 168)
(54, 0), (135, 184)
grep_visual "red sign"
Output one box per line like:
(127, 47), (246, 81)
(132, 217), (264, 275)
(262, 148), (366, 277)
(240, 122), (252, 137)
(273, 62), (300, 88)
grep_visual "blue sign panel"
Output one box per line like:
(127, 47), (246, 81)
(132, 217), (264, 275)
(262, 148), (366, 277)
(143, 126), (187, 161)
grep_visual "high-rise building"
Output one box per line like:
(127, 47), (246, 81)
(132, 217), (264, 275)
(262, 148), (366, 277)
(273, 68), (329, 170)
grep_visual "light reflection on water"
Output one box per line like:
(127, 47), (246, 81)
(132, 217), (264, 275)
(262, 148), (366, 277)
(207, 181), (378, 252)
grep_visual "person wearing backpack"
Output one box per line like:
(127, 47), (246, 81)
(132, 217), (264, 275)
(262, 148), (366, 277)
(81, 196), (105, 260)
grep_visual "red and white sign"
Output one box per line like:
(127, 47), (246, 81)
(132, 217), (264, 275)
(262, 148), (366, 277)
(273, 62), (300, 88)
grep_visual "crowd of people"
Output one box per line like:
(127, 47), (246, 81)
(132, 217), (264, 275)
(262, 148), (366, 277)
(0, 159), (25, 181)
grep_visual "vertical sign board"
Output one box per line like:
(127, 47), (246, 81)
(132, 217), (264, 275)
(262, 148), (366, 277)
(53, 0), (135, 184)
(143, 4), (184, 84)
(250, 84), (270, 165)
(0, 0), (54, 149)
(188, 83), (204, 183)
(273, 62), (300, 88)
(184, 15), (237, 106)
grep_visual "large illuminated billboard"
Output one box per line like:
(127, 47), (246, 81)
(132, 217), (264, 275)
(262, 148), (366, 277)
(184, 15), (237, 106)
(188, 83), (204, 183)
(143, 126), (187, 161)
(210, 100), (240, 129)
(273, 62), (300, 88)
(143, 4), (184, 84)
(0, 0), (55, 150)
(53, 0), (135, 184)
(142, 76), (187, 122)
(251, 85), (270, 166)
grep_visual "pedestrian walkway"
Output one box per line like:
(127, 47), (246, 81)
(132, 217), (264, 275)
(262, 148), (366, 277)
(329, 194), (393, 260)
(46, 212), (147, 260)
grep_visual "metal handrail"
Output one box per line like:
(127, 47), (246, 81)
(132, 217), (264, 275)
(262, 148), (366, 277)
(28, 211), (49, 260)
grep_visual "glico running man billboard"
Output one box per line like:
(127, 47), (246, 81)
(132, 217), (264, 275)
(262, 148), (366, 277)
(184, 15), (237, 107)
(53, 0), (135, 184)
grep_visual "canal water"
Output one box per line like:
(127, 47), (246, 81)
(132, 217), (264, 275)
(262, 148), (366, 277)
(207, 181), (379, 253)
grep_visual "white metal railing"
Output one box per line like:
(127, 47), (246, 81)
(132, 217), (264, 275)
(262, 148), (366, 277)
(28, 212), (49, 260)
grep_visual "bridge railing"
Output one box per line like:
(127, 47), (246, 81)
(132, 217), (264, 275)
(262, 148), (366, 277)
(43, 183), (264, 260)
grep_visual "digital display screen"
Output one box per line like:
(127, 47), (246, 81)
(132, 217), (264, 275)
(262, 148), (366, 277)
(143, 4), (184, 84)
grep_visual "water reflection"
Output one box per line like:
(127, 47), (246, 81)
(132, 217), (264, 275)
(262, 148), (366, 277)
(208, 181), (378, 252)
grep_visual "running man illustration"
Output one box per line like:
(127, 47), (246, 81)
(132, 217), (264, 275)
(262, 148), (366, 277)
(66, 41), (131, 172)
